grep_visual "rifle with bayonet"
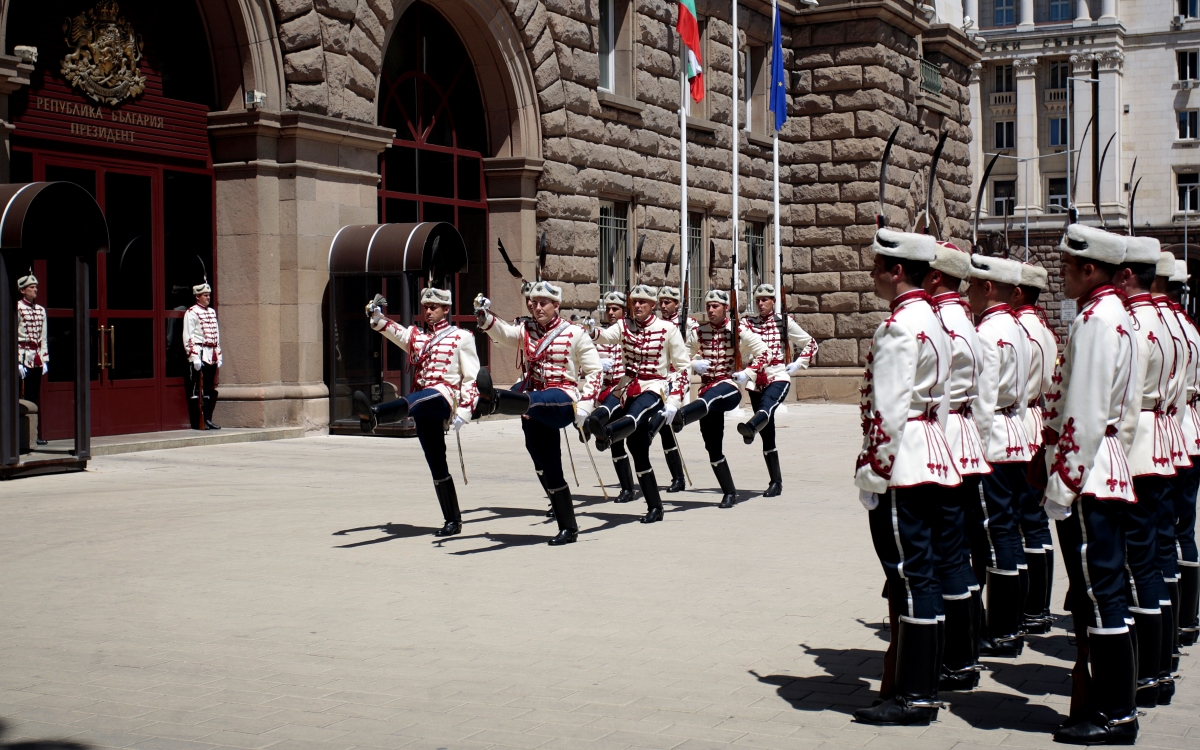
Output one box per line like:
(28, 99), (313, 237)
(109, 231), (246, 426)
(730, 241), (743, 373)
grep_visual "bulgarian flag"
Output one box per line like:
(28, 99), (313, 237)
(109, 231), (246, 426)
(677, 0), (704, 102)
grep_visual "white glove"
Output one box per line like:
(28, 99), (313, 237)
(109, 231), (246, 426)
(599, 358), (614, 373)
(473, 294), (491, 313)
(370, 309), (386, 330)
(859, 489), (879, 510)
(786, 359), (806, 375)
(1044, 499), (1072, 522)
(575, 401), (592, 428)
(42, 363), (48, 375)
(692, 359), (711, 375)
(661, 404), (678, 428)
(217, 356), (223, 369)
(733, 369), (753, 386)
(452, 415), (467, 432)
(192, 359), (202, 371)
(18, 364), (26, 378)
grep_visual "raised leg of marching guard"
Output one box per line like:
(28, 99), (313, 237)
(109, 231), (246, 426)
(590, 285), (690, 523)
(925, 242), (991, 691)
(475, 282), (602, 545)
(588, 292), (637, 503)
(656, 287), (692, 493)
(355, 288), (479, 537)
(852, 230), (960, 726)
(739, 284), (817, 495)
(965, 253), (1035, 658)
(672, 289), (767, 508)
(1166, 261), (1200, 651)
(1042, 225), (1140, 745)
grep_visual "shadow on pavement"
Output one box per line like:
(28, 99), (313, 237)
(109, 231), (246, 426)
(945, 691), (1064, 731)
(985, 657), (1072, 697)
(750, 646), (882, 715)
(0, 719), (90, 749)
(857, 618), (890, 643)
(331, 523), (441, 547)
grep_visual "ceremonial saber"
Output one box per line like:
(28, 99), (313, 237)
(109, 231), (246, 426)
(580, 428), (610, 500)
(456, 430), (468, 484)
(562, 428), (580, 487)
(670, 437), (693, 487)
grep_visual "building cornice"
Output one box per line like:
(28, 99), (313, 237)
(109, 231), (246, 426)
(924, 24), (983, 68)
(792, 0), (934, 38)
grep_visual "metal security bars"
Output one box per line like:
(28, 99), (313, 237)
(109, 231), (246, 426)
(919, 58), (943, 96)
(745, 222), (766, 296)
(599, 200), (629, 295)
(687, 211), (705, 313)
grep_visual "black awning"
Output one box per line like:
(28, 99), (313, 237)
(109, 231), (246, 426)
(327, 222), (467, 278)
(0, 181), (109, 255)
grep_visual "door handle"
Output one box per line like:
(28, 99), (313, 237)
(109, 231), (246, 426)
(97, 325), (115, 369)
(109, 324), (115, 371)
(97, 325), (109, 369)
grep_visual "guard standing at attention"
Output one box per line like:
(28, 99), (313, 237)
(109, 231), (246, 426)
(353, 288), (480, 538)
(650, 285), (689, 493)
(671, 289), (768, 507)
(16, 271), (48, 446)
(475, 281), (602, 545)
(738, 284), (817, 496)
(965, 253), (1033, 658)
(1041, 224), (1139, 745)
(852, 227), (960, 726)
(589, 291), (637, 504)
(184, 281), (222, 430)
(923, 242), (990, 692)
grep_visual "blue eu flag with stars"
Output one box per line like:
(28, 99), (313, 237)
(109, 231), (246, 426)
(768, 6), (786, 132)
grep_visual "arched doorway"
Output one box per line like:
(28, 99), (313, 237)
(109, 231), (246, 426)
(5, 0), (217, 439)
(376, 1), (491, 384)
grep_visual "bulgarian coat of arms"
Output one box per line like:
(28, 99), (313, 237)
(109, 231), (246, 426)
(61, 0), (146, 106)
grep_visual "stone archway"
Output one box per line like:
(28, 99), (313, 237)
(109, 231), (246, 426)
(196, 0), (287, 112)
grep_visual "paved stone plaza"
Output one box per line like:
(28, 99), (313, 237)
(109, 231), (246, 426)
(1, 404), (1196, 750)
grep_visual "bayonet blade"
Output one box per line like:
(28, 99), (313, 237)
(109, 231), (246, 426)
(973, 153), (1001, 252)
(496, 239), (524, 280)
(924, 131), (948, 238)
(877, 126), (900, 228)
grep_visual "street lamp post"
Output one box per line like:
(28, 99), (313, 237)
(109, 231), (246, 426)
(1065, 75), (1100, 217)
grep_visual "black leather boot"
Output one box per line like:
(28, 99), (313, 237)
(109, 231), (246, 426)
(202, 393), (221, 430)
(980, 571), (1024, 657)
(854, 619), (944, 725)
(940, 597), (982, 691)
(1158, 594), (1176, 705)
(352, 390), (380, 433)
(433, 477), (462, 537)
(600, 415), (639, 452)
(1045, 548), (1056, 620)
(536, 471), (554, 517)
(612, 451), (637, 503)
(969, 587), (983, 667)
(1131, 611), (1162, 708)
(661, 431), (686, 493)
(672, 399), (707, 433)
(473, 366), (495, 418)
(1023, 552), (1052, 634)
(763, 449), (783, 497)
(1166, 579), (1181, 674)
(1053, 630), (1138, 745)
(638, 470), (664, 523)
(547, 484), (578, 546)
(712, 457), (737, 508)
(585, 405), (612, 443)
(645, 406), (669, 439)
(1180, 565), (1199, 647)
(736, 411), (770, 445)
(494, 389), (531, 416)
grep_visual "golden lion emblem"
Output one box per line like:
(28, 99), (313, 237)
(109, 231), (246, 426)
(61, 0), (146, 106)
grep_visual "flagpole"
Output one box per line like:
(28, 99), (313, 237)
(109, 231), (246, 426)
(681, 46), (689, 304)
(772, 4), (781, 311)
(731, 0), (741, 303)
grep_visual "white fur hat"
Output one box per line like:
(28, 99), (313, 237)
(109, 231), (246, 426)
(871, 227), (937, 262)
(420, 287), (452, 306)
(1171, 259), (1190, 284)
(705, 289), (731, 306)
(192, 282), (212, 295)
(528, 280), (562, 302)
(753, 283), (776, 299)
(629, 284), (658, 302)
(601, 290), (626, 306)
(1019, 263), (1049, 291)
(1158, 251), (1177, 278)
(969, 254), (1024, 286)
(931, 241), (971, 281)
(520, 281), (534, 298)
(657, 286), (681, 301)
(1123, 235), (1161, 265)
(17, 271), (38, 290)
(1059, 224), (1126, 265)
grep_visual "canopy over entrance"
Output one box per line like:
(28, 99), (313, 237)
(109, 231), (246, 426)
(328, 222), (468, 280)
(1, 182), (109, 477)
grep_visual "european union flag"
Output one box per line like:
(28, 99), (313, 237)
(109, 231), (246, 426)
(768, 5), (786, 132)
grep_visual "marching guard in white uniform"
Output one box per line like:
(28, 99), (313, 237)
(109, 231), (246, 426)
(923, 242), (989, 691)
(354, 288), (480, 537)
(475, 281), (602, 544)
(853, 228), (960, 726)
(670, 289), (768, 508)
(1041, 224), (1140, 745)
(965, 253), (1033, 657)
(738, 284), (817, 496)
(589, 285), (690, 523)
(183, 282), (223, 430)
(16, 271), (48, 445)
(651, 286), (689, 493)
(590, 291), (638, 503)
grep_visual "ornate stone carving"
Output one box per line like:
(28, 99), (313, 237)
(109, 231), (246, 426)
(1094, 50), (1125, 72)
(61, 0), (145, 106)
(1013, 56), (1040, 77)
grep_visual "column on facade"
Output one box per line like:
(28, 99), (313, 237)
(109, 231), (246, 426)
(964, 0), (979, 25)
(1019, 0), (1035, 29)
(1074, 0), (1092, 26)
(1095, 51), (1124, 221)
(1071, 54), (1095, 216)
(968, 63), (985, 219)
(1014, 57), (1042, 217)
(1098, 0), (1117, 24)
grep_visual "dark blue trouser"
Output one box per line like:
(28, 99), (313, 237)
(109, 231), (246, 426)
(596, 392), (632, 477)
(748, 380), (791, 452)
(869, 485), (948, 622)
(967, 462), (1026, 575)
(1015, 467), (1054, 552)
(618, 391), (665, 474)
(697, 382), (742, 462)
(936, 477), (981, 599)
(521, 389), (575, 490)
(1178, 464), (1200, 566)
(406, 389), (451, 480)
(1127, 476), (1171, 614)
(1057, 497), (1130, 632)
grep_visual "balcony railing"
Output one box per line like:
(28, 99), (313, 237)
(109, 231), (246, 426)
(1045, 88), (1068, 103)
(919, 58), (942, 96)
(990, 92), (1016, 106)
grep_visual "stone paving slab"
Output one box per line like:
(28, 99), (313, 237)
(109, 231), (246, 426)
(0, 403), (1196, 750)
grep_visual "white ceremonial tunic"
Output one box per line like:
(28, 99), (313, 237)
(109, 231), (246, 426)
(687, 318), (770, 393)
(1014, 306), (1058, 456)
(855, 289), (960, 494)
(373, 317), (481, 421)
(1172, 301), (1200, 457)
(742, 314), (817, 389)
(1043, 286), (1139, 507)
(1156, 296), (1193, 469)
(931, 292), (990, 477)
(16, 298), (48, 369)
(975, 304), (1032, 464)
(1125, 293), (1177, 478)
(594, 335), (625, 401)
(481, 311), (602, 403)
(183, 304), (222, 366)
(594, 315), (690, 409)
(662, 312), (700, 343)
